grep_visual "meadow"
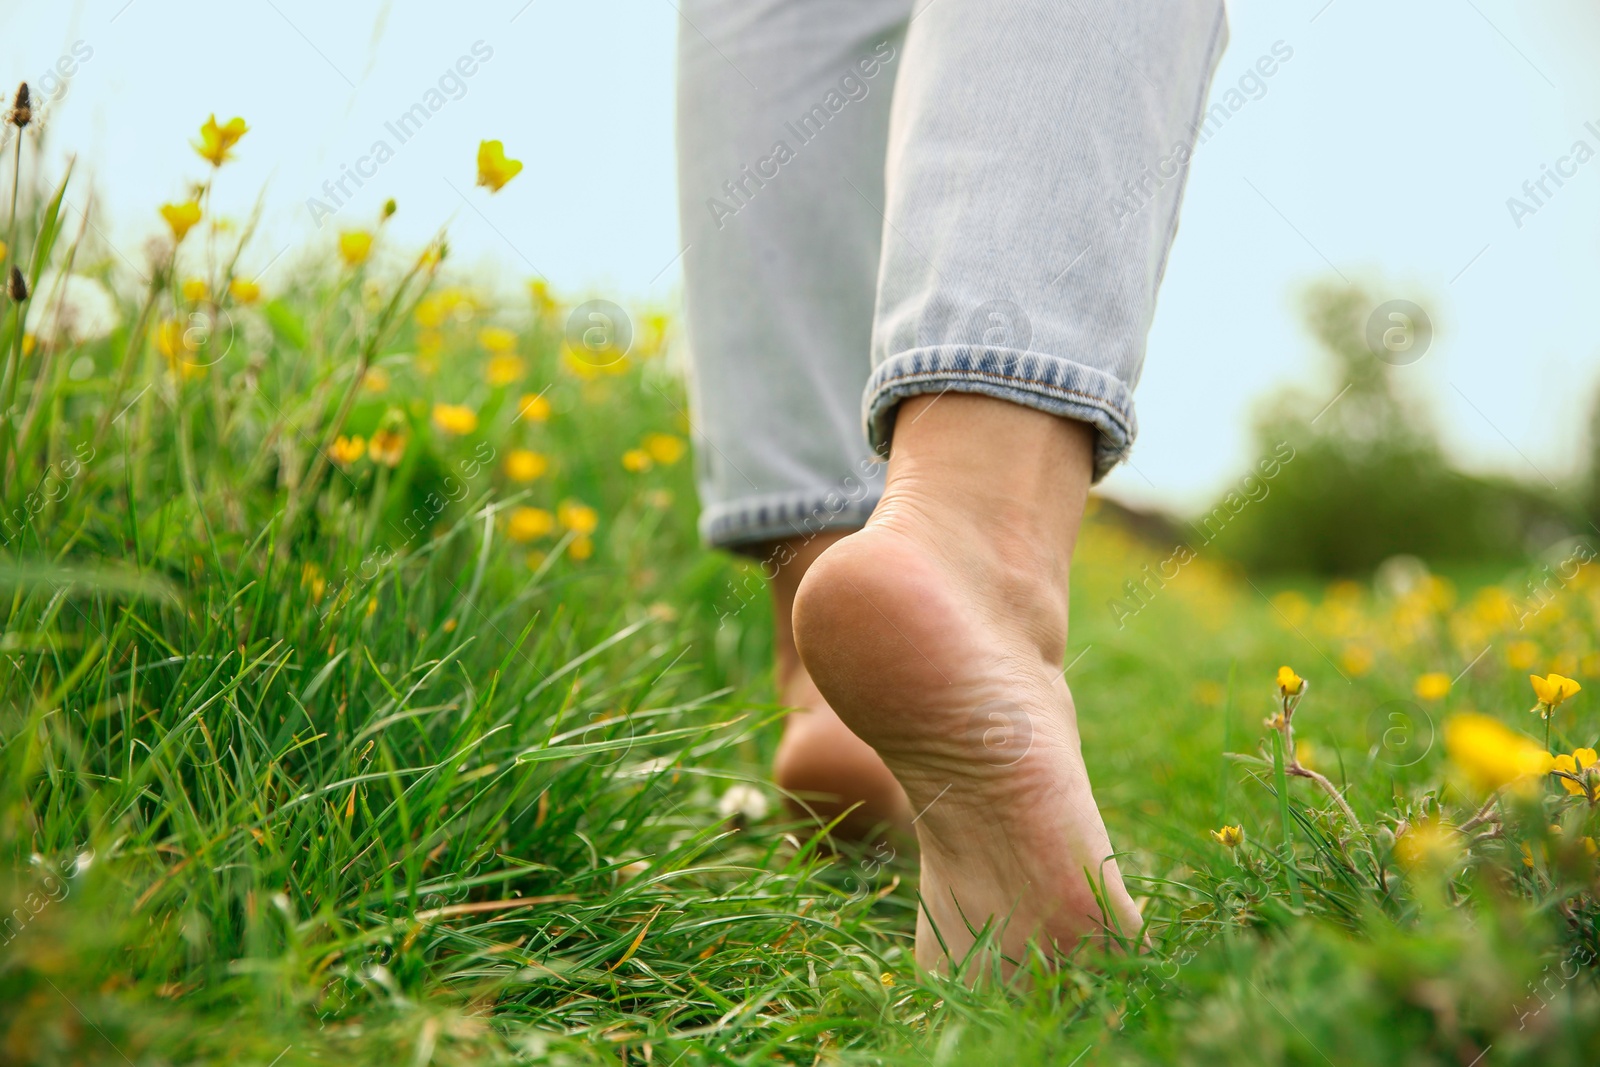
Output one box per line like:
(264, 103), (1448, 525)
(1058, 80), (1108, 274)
(3, 106), (1600, 1065)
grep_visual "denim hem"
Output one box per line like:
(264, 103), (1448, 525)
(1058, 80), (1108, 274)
(863, 346), (1137, 482)
(699, 488), (881, 552)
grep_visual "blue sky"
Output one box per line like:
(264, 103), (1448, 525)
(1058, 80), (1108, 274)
(3, 0), (1597, 511)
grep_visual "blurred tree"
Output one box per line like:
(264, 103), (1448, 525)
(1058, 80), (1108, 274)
(1204, 282), (1576, 575)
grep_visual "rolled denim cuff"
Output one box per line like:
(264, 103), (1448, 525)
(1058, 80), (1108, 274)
(863, 345), (1137, 482)
(699, 486), (881, 552)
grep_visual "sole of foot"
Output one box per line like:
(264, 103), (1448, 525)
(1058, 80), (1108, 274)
(793, 513), (1142, 975)
(773, 666), (915, 846)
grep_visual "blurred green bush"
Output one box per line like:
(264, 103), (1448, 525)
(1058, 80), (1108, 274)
(1201, 282), (1579, 575)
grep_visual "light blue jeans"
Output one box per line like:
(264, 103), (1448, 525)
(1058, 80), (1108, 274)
(677, 0), (1228, 550)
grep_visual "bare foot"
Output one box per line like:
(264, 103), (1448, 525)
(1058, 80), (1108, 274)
(763, 534), (914, 843)
(792, 396), (1141, 974)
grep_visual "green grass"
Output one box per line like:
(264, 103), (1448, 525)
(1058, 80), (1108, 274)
(4, 148), (1600, 1066)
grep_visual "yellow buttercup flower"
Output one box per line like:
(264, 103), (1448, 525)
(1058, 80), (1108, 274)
(228, 278), (262, 304)
(1413, 672), (1451, 701)
(642, 432), (686, 466)
(1507, 641), (1540, 671)
(301, 562), (326, 602)
(1340, 645), (1373, 677)
(339, 230), (374, 267)
(479, 326), (517, 353)
(161, 201), (202, 243)
(431, 403), (478, 435)
(155, 317), (206, 380)
(1530, 673), (1581, 717)
(1552, 747), (1599, 798)
(1210, 825), (1243, 848)
(368, 428), (407, 467)
(503, 449), (549, 482)
(181, 277), (207, 303)
(529, 279), (558, 319)
(622, 449), (652, 473)
(194, 114), (248, 167)
(569, 535), (594, 561)
(476, 139), (523, 192)
(558, 500), (598, 535)
(1275, 665), (1304, 698)
(517, 393), (551, 422)
(329, 435), (365, 467)
(486, 354), (526, 386)
(1392, 819), (1460, 872)
(362, 366), (390, 394)
(1443, 713), (1554, 795)
(507, 506), (555, 542)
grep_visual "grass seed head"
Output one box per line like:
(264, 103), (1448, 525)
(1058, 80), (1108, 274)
(8, 83), (31, 128)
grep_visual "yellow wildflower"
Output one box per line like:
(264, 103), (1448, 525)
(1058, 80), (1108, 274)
(1271, 590), (1311, 627)
(476, 139), (523, 192)
(1442, 713), (1554, 795)
(362, 366), (390, 394)
(1551, 747), (1599, 798)
(228, 278), (262, 304)
(479, 325), (518, 353)
(431, 403), (478, 436)
(529, 279), (558, 319)
(1507, 641), (1540, 671)
(622, 449), (653, 473)
(1275, 665), (1304, 698)
(1413, 672), (1451, 701)
(194, 114), (248, 167)
(507, 507), (555, 542)
(414, 294), (447, 329)
(569, 535), (594, 561)
(642, 432), (686, 466)
(558, 500), (598, 535)
(1294, 740), (1315, 769)
(1210, 825), (1244, 848)
(1530, 673), (1581, 717)
(1340, 645), (1373, 677)
(879, 973), (896, 988)
(503, 449), (549, 482)
(155, 318), (205, 379)
(161, 201), (202, 243)
(339, 231), (373, 267)
(369, 428), (407, 467)
(329, 435), (365, 467)
(181, 277), (207, 303)
(517, 393), (551, 422)
(1393, 819), (1460, 872)
(486, 354), (525, 386)
(300, 563), (326, 602)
